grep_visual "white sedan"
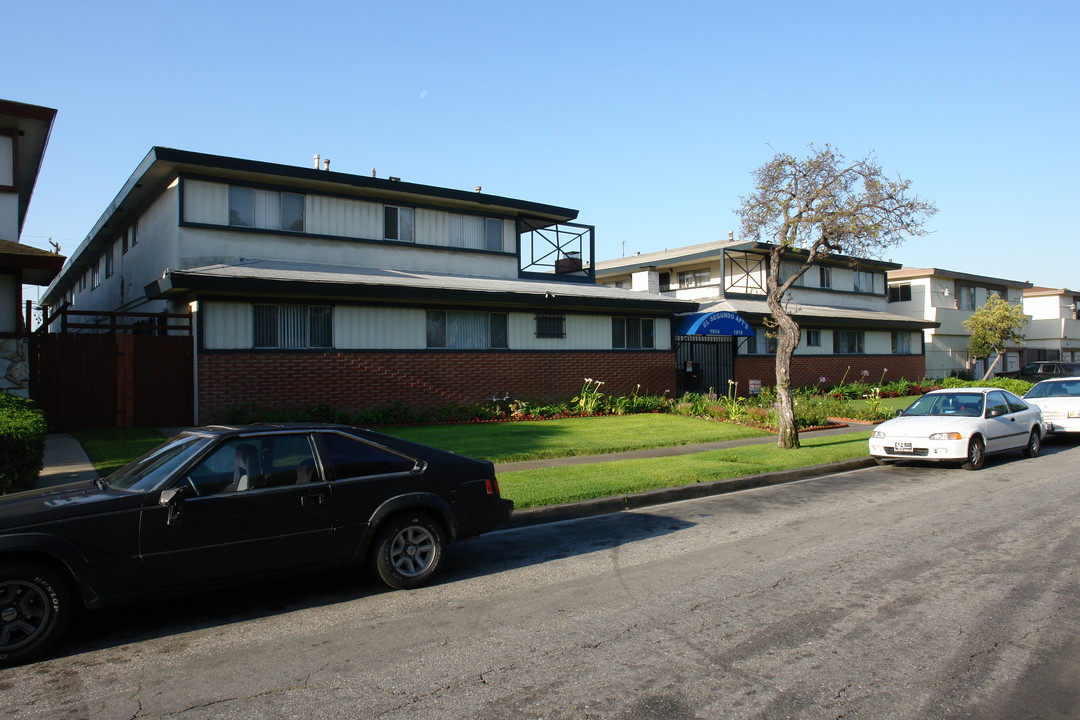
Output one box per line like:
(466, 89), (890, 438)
(869, 388), (1044, 470)
(1023, 376), (1080, 434)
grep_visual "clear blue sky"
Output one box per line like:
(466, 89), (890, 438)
(9, 0), (1078, 302)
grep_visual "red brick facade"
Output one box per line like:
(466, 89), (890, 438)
(197, 350), (677, 423)
(734, 354), (926, 392)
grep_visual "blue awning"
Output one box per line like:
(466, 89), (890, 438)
(675, 310), (753, 336)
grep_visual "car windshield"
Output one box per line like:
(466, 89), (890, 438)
(1026, 381), (1080, 399)
(106, 433), (213, 492)
(903, 393), (985, 417)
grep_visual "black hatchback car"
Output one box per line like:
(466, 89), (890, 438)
(0, 424), (513, 666)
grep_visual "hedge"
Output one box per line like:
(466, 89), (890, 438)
(0, 392), (48, 495)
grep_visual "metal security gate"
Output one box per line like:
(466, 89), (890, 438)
(675, 336), (734, 396)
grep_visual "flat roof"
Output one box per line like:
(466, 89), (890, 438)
(888, 267), (1033, 288)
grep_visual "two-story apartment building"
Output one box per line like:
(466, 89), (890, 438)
(41, 148), (696, 423)
(596, 240), (936, 394)
(886, 268), (1033, 378)
(1, 99), (64, 397)
(1022, 286), (1080, 364)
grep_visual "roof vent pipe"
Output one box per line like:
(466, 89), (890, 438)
(323, 158), (330, 171)
(313, 154), (320, 169)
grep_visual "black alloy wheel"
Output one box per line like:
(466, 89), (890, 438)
(0, 563), (70, 667)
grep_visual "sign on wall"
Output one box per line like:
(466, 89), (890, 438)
(675, 311), (754, 337)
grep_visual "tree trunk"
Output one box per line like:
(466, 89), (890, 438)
(981, 350), (1003, 380)
(768, 293), (802, 450)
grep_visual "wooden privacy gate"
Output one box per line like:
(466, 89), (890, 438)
(29, 310), (194, 432)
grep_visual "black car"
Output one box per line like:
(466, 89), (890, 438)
(0, 424), (513, 666)
(1001, 361), (1080, 382)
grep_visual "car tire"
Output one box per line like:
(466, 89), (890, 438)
(372, 513), (445, 590)
(961, 436), (985, 471)
(0, 562), (71, 667)
(1022, 428), (1041, 458)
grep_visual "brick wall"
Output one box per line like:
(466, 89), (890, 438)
(198, 350), (677, 423)
(734, 354), (926, 393)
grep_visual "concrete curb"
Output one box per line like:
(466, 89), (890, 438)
(502, 457), (878, 529)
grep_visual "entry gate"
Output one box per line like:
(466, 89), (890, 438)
(675, 335), (734, 396)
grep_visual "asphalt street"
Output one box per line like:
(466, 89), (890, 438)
(4, 438), (1079, 719)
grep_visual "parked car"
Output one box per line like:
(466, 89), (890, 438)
(0, 424), (513, 666)
(1023, 377), (1080, 434)
(998, 361), (1080, 382)
(869, 388), (1043, 470)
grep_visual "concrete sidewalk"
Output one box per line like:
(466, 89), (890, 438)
(38, 433), (98, 488)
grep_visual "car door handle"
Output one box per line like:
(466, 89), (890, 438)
(301, 494), (326, 507)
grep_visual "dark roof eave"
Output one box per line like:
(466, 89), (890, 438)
(733, 308), (938, 330)
(145, 273), (699, 314)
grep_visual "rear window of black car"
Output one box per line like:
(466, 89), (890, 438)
(316, 433), (418, 481)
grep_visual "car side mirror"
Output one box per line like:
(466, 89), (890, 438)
(987, 407), (1006, 418)
(159, 486), (188, 526)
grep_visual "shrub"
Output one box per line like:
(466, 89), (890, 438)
(0, 393), (48, 494)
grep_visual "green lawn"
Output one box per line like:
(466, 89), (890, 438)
(498, 432), (873, 508)
(73, 427), (168, 476)
(381, 414), (771, 463)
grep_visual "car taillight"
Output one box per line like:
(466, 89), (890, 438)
(485, 477), (500, 496)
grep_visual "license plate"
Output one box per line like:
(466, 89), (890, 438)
(894, 442), (912, 452)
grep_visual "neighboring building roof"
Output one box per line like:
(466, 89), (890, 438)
(595, 239), (901, 275)
(1025, 286), (1077, 297)
(0, 238), (64, 285)
(144, 259), (700, 314)
(694, 298), (938, 330)
(0, 99), (57, 234)
(888, 267), (1033, 288)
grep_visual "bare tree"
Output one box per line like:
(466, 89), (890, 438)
(737, 145), (937, 448)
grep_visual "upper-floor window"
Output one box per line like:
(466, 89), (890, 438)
(385, 206), (415, 242)
(254, 304), (332, 349)
(91, 258), (101, 289)
(819, 266), (832, 289)
(426, 310), (507, 349)
(104, 242), (115, 279)
(957, 284), (977, 310)
(230, 187), (305, 232)
(604, 280), (631, 290)
(612, 317), (654, 349)
(888, 283), (912, 303)
(853, 270), (874, 293)
(448, 214), (503, 251)
(678, 268), (710, 288)
(834, 330), (864, 354)
(535, 313), (566, 339)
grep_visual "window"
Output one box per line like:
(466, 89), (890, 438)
(229, 186), (306, 232)
(535, 313), (566, 339)
(957, 284), (977, 310)
(384, 206), (414, 242)
(744, 328), (777, 355)
(426, 311), (508, 349)
(677, 268), (710, 288)
(91, 258), (100, 289)
(316, 432), (417, 480)
(819, 266), (832, 288)
(253, 304), (333, 348)
(888, 284), (912, 303)
(659, 272), (671, 291)
(854, 271), (874, 293)
(604, 280), (631, 290)
(806, 329), (821, 347)
(104, 243), (115, 278)
(130, 222), (138, 247)
(892, 332), (912, 354)
(834, 330), (865, 354)
(612, 317), (655, 349)
(485, 218), (503, 251)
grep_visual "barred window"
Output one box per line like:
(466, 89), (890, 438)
(612, 317), (655, 349)
(426, 311), (508, 349)
(535, 313), (566, 339)
(254, 304), (333, 349)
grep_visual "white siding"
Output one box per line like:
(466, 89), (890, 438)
(305, 194), (381, 239)
(203, 301), (252, 349)
(334, 306), (426, 349)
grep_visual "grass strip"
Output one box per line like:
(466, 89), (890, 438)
(498, 432), (872, 508)
(72, 427), (169, 477)
(382, 414), (770, 463)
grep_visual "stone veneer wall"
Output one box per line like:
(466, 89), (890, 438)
(0, 337), (30, 398)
